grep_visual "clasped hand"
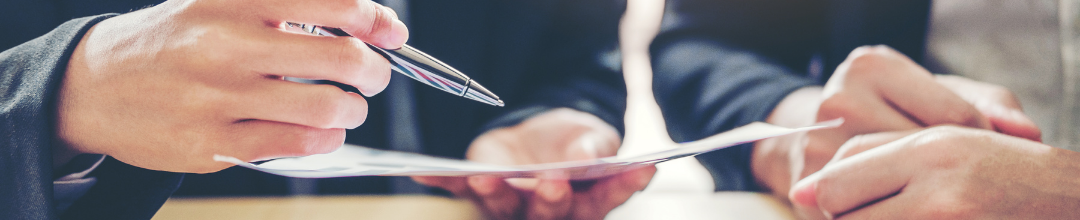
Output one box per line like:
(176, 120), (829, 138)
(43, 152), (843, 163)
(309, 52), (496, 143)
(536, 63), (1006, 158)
(753, 46), (1043, 219)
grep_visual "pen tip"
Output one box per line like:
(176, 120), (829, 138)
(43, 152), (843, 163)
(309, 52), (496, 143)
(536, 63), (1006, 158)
(495, 100), (505, 107)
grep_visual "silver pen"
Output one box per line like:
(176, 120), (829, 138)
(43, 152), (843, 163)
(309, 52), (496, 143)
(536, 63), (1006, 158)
(285, 22), (504, 107)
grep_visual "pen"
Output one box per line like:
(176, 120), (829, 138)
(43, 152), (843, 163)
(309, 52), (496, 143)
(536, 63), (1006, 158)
(285, 22), (504, 107)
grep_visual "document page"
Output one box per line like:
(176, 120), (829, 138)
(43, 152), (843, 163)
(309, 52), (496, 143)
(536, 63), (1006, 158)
(216, 120), (840, 180)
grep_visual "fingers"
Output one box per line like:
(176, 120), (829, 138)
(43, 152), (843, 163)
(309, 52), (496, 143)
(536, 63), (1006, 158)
(830, 130), (920, 163)
(231, 80), (368, 129)
(248, 28), (392, 96)
(572, 166), (656, 220)
(526, 179), (573, 220)
(832, 46), (991, 130)
(468, 176), (523, 219)
(934, 75), (1042, 141)
(833, 191), (913, 220)
(986, 109), (1042, 142)
(878, 74), (988, 129)
(790, 136), (914, 218)
(221, 120), (345, 165)
(261, 0), (408, 48)
(603, 166), (654, 199)
(418, 168), (653, 220)
(815, 92), (922, 136)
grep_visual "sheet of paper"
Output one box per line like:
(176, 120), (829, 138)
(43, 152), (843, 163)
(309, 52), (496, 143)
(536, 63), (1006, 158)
(216, 119), (841, 180)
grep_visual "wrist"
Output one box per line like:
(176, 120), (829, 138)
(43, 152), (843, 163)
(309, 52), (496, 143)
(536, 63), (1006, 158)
(751, 86), (822, 197)
(51, 142), (83, 169)
(54, 18), (106, 168)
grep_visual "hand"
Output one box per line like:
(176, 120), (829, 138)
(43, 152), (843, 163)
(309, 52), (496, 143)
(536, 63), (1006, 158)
(751, 46), (1041, 203)
(55, 0), (408, 173)
(789, 126), (1080, 219)
(413, 108), (656, 220)
(934, 75), (1041, 141)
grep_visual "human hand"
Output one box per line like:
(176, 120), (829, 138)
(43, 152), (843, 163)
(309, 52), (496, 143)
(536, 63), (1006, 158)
(413, 108), (656, 220)
(788, 126), (1080, 219)
(56, 0), (408, 173)
(934, 75), (1041, 141)
(751, 46), (1041, 200)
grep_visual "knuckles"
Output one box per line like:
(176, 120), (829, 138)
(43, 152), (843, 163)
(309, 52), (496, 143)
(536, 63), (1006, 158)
(250, 126), (345, 159)
(903, 126), (987, 169)
(331, 0), (390, 39)
(319, 0), (371, 27)
(284, 128), (346, 156)
(834, 45), (910, 81)
(307, 85), (368, 129)
(367, 62), (393, 95)
(245, 123), (347, 161)
(329, 38), (392, 96)
(330, 38), (370, 74)
(178, 25), (242, 71)
(845, 46), (894, 71)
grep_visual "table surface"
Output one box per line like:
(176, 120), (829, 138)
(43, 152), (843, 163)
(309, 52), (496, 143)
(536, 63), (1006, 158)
(152, 191), (796, 220)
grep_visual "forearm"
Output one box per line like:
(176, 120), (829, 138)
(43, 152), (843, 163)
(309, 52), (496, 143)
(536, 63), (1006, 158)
(1015, 147), (1080, 218)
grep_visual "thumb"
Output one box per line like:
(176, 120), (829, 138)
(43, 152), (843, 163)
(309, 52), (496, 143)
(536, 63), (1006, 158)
(341, 4), (409, 49)
(789, 138), (913, 218)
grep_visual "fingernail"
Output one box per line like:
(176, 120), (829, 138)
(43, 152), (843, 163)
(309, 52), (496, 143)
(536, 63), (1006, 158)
(791, 181), (818, 207)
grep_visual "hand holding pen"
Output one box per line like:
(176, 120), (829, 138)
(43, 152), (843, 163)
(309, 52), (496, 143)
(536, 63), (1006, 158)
(57, 0), (406, 173)
(285, 22), (504, 106)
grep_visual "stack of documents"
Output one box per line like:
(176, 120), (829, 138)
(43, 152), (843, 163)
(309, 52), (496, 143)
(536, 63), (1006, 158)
(216, 120), (840, 180)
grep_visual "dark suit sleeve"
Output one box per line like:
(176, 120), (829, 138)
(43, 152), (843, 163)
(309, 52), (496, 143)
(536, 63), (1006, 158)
(0, 14), (183, 219)
(481, 0), (628, 135)
(649, 0), (818, 191)
(0, 15), (110, 220)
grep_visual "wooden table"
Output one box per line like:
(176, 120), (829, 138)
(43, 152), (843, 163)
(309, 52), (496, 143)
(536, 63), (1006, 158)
(152, 195), (480, 220)
(152, 191), (794, 220)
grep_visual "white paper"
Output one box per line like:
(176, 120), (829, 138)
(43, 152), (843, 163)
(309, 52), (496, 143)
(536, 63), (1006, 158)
(215, 119), (841, 180)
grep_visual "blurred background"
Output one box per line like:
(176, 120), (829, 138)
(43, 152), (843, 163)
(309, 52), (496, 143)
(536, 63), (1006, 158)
(925, 0), (1079, 151)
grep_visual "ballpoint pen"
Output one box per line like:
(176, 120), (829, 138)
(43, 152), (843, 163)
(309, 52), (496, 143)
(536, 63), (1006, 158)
(284, 22), (504, 107)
